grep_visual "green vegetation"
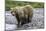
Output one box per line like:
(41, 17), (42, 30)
(5, 1), (44, 11)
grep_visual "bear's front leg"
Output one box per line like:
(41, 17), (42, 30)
(21, 17), (26, 26)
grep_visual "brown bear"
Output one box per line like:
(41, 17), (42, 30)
(11, 5), (33, 27)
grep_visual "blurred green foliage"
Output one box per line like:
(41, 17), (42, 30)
(5, 1), (44, 11)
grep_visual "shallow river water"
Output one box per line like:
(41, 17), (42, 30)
(5, 8), (44, 31)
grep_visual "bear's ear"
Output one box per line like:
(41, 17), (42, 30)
(11, 10), (15, 16)
(11, 11), (12, 13)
